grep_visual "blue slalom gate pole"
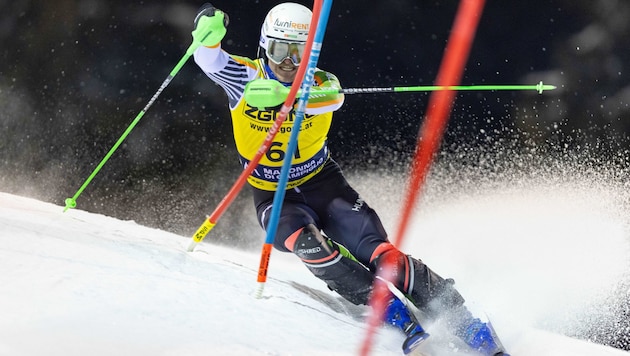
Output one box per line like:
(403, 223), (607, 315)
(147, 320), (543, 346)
(255, 0), (333, 298)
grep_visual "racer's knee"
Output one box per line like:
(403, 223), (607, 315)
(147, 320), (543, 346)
(262, 205), (317, 253)
(283, 224), (334, 262)
(272, 232), (291, 253)
(285, 224), (374, 305)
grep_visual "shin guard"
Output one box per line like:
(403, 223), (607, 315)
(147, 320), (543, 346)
(287, 224), (374, 305)
(371, 245), (465, 317)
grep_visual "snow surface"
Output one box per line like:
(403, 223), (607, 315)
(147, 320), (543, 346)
(1, 191), (629, 356)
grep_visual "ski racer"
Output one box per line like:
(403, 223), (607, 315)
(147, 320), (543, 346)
(191, 2), (508, 355)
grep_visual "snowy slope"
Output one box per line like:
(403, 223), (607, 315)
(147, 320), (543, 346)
(0, 191), (628, 356)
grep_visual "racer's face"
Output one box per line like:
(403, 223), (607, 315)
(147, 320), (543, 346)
(268, 58), (298, 83)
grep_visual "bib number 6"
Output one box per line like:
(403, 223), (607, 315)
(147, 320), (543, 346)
(266, 141), (301, 162)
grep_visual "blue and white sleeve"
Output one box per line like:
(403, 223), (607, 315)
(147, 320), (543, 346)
(194, 45), (258, 109)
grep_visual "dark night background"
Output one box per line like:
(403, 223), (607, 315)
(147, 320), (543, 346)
(1, 0), (629, 349)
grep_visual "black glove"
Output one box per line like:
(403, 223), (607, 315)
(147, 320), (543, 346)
(192, 3), (229, 47)
(194, 3), (229, 29)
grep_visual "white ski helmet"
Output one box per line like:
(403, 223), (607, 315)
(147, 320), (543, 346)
(259, 3), (312, 58)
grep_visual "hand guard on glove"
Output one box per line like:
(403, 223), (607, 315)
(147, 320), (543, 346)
(192, 3), (229, 47)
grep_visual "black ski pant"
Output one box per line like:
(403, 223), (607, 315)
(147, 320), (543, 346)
(252, 158), (465, 314)
(253, 158), (387, 266)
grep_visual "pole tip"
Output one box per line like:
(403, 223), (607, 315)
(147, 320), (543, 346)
(255, 282), (265, 299)
(63, 198), (76, 212)
(186, 240), (198, 252)
(536, 80), (557, 94)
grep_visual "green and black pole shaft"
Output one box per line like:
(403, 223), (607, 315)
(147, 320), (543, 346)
(339, 81), (555, 94)
(63, 55), (187, 212)
(63, 19), (220, 212)
(244, 79), (556, 108)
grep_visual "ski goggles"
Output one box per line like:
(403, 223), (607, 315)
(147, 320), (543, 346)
(266, 39), (306, 66)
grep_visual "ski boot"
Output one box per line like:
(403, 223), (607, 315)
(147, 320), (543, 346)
(454, 315), (509, 356)
(384, 296), (430, 354)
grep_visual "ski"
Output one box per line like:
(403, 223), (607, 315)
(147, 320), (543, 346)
(403, 331), (430, 355)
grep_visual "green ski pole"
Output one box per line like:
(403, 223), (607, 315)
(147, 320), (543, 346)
(244, 80), (556, 109)
(63, 31), (211, 212)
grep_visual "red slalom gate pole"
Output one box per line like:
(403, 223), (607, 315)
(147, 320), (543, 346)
(394, 0), (486, 246)
(360, 0), (486, 354)
(186, 0), (323, 253)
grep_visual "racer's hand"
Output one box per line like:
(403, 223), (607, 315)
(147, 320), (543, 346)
(244, 79), (290, 109)
(192, 3), (229, 47)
